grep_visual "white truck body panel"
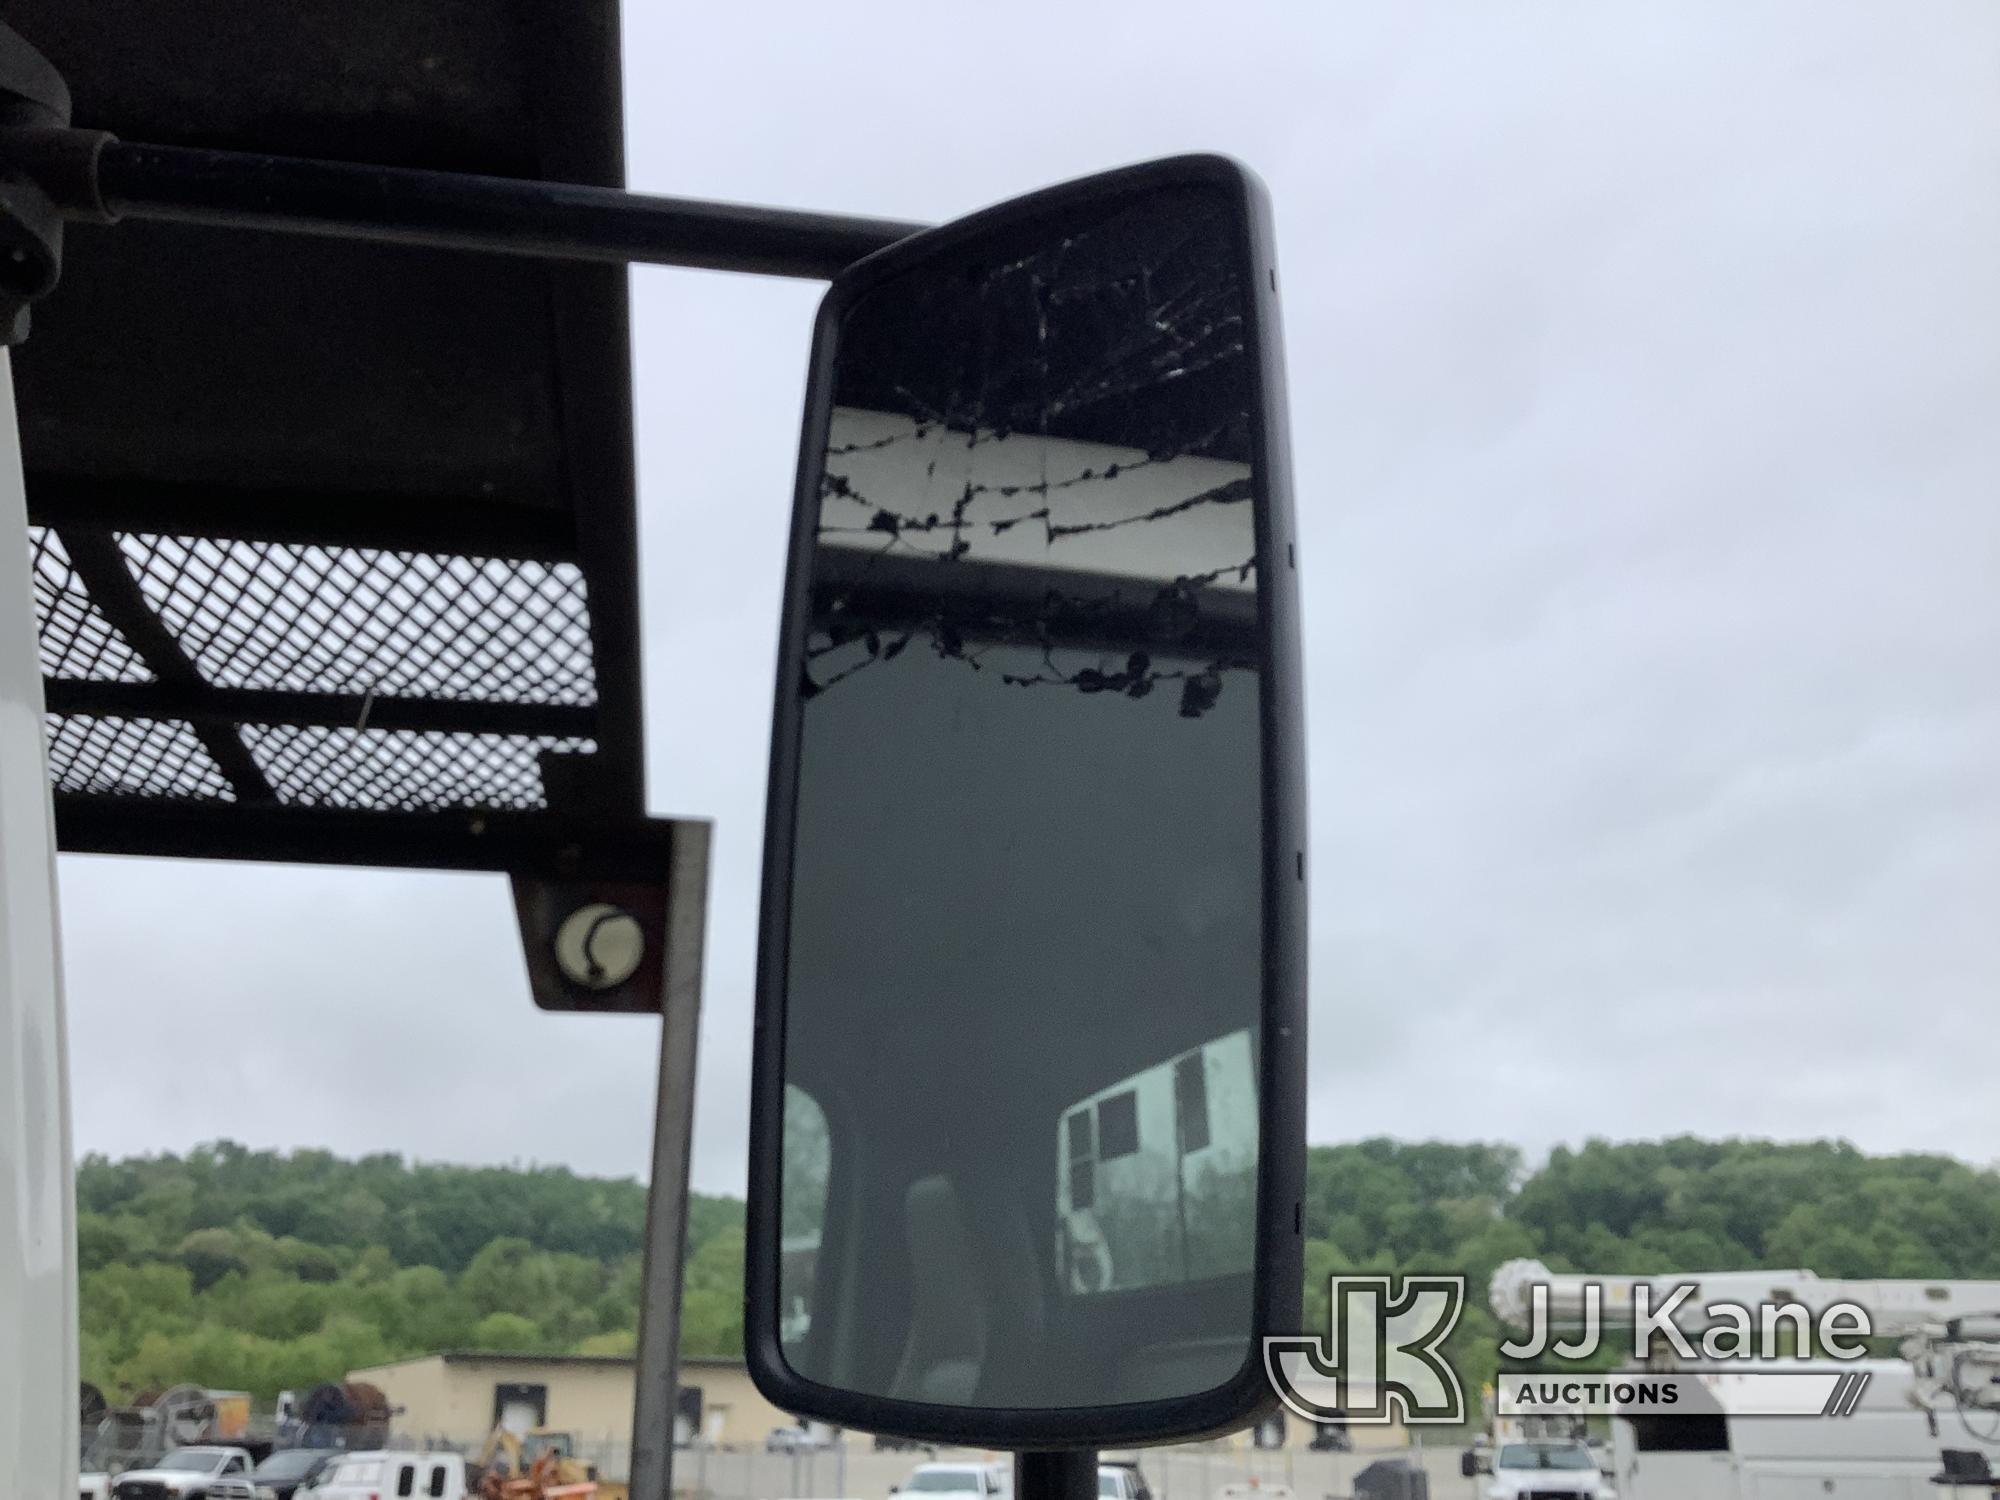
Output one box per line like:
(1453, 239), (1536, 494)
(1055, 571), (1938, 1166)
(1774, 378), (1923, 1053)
(316, 1451), (466, 1500)
(0, 351), (79, 1500)
(1612, 1359), (1943, 1500)
(1494, 1257), (2000, 1340)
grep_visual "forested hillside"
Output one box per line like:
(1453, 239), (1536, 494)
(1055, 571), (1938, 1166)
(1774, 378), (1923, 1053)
(79, 1136), (2000, 1402)
(76, 1143), (743, 1401)
(1301, 1136), (2000, 1392)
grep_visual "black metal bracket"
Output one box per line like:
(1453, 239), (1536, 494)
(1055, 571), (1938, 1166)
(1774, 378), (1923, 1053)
(51, 795), (690, 879)
(0, 21), (920, 346)
(0, 23), (108, 342)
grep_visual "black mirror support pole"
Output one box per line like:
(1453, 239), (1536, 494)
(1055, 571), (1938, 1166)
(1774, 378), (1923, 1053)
(1016, 1451), (1098, 1500)
(0, 21), (923, 345)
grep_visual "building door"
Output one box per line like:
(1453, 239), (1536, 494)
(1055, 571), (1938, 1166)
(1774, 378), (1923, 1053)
(674, 1386), (704, 1447)
(493, 1383), (547, 1435)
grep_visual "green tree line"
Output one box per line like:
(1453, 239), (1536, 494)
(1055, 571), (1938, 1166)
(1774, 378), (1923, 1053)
(77, 1142), (742, 1401)
(78, 1135), (2000, 1403)
(1299, 1136), (2000, 1396)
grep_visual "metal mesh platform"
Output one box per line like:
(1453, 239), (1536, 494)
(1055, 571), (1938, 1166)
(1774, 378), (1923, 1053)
(12, 0), (652, 875)
(243, 724), (596, 812)
(31, 528), (152, 683)
(47, 714), (236, 802)
(31, 522), (614, 838)
(119, 536), (598, 707)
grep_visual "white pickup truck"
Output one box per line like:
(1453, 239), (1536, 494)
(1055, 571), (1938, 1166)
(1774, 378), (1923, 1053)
(1095, 1465), (1154, 1500)
(894, 1463), (1009, 1500)
(98, 1447), (257, 1500)
(1480, 1440), (1611, 1500)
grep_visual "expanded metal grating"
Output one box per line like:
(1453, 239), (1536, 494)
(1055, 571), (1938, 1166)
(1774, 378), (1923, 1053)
(242, 725), (596, 812)
(120, 534), (597, 705)
(30, 518), (613, 826)
(30, 528), (153, 683)
(46, 715), (236, 802)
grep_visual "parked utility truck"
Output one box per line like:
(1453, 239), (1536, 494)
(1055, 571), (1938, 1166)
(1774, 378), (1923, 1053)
(1491, 1259), (2000, 1500)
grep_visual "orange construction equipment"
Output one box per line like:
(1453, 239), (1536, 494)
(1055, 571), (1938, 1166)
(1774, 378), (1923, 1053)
(476, 1447), (598, 1500)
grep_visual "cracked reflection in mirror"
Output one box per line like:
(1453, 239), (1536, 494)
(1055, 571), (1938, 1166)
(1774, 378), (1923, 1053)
(779, 183), (1266, 1413)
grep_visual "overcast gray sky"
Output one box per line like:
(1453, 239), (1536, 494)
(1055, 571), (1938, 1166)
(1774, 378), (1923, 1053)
(56, 3), (2000, 1196)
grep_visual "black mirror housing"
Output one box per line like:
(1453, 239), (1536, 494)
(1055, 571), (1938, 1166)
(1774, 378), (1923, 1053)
(743, 154), (1306, 1451)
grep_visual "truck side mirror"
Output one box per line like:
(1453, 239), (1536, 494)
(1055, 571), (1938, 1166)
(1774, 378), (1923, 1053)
(742, 155), (1304, 1450)
(1460, 1451), (1479, 1478)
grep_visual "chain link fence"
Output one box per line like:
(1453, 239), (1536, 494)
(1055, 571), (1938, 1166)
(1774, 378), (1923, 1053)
(667, 1442), (1473, 1500)
(366, 1434), (1473, 1500)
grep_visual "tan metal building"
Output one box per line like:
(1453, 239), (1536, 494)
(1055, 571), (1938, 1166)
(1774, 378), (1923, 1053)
(348, 1351), (799, 1453)
(349, 1350), (1411, 1467)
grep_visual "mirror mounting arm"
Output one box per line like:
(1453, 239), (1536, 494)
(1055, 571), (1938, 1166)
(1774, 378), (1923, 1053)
(1015, 1450), (1097, 1500)
(0, 21), (924, 343)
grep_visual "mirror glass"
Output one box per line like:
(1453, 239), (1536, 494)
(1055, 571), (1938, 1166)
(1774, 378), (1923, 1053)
(774, 177), (1271, 1414)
